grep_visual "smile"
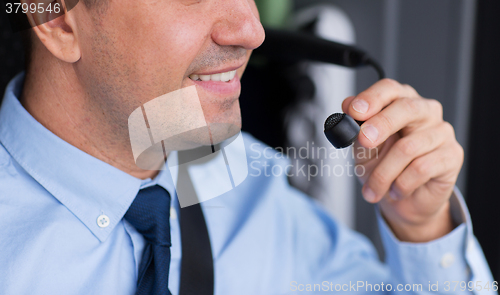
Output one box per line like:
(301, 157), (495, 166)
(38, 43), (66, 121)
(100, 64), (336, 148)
(189, 70), (237, 82)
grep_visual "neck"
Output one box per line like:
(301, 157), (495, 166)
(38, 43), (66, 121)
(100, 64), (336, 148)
(20, 55), (161, 180)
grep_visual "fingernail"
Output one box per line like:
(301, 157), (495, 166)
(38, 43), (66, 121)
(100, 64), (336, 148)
(364, 187), (376, 202)
(389, 188), (399, 201)
(361, 124), (379, 143)
(352, 99), (369, 114)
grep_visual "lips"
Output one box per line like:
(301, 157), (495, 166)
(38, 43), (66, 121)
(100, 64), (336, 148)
(189, 70), (237, 82)
(188, 69), (241, 96)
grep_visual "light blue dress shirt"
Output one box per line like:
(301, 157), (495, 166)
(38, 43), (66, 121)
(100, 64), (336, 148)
(0, 73), (496, 295)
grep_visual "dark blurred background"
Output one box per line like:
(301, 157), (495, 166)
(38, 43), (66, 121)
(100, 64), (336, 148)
(1, 0), (499, 281)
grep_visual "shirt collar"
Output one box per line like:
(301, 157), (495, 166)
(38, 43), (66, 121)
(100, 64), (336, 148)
(0, 73), (174, 242)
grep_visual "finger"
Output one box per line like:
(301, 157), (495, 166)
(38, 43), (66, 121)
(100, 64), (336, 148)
(347, 79), (419, 121)
(353, 133), (399, 166)
(361, 122), (453, 202)
(390, 141), (464, 201)
(341, 96), (356, 114)
(357, 97), (443, 148)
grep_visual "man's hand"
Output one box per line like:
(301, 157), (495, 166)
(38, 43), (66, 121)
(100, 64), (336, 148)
(342, 79), (464, 243)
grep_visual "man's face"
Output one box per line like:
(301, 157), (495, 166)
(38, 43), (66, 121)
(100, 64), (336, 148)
(73, 0), (265, 149)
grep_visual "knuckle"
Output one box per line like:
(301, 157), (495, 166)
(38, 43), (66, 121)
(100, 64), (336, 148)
(454, 142), (465, 163)
(441, 121), (456, 138)
(397, 138), (418, 157)
(400, 96), (420, 114)
(412, 158), (430, 176)
(428, 98), (443, 118)
(458, 143), (465, 158)
(381, 78), (401, 89)
(394, 177), (412, 196)
(402, 83), (418, 96)
(377, 113), (395, 133)
(440, 155), (452, 174)
(426, 128), (438, 148)
(370, 169), (390, 189)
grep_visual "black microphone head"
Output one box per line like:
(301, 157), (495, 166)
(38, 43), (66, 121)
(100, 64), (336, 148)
(324, 113), (360, 149)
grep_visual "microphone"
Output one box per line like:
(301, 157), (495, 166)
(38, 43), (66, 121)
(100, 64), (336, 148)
(254, 28), (386, 149)
(324, 53), (385, 149)
(324, 113), (360, 149)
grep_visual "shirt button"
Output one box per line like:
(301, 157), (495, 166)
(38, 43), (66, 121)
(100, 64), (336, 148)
(97, 214), (110, 228)
(440, 253), (455, 268)
(170, 207), (177, 220)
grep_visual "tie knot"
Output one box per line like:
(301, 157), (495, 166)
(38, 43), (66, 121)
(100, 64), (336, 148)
(124, 185), (172, 246)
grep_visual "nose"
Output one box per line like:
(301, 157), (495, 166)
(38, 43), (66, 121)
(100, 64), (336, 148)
(211, 0), (266, 50)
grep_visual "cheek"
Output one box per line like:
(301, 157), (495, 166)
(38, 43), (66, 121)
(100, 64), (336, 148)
(138, 8), (211, 66)
(147, 25), (204, 69)
(96, 6), (210, 95)
(126, 26), (204, 91)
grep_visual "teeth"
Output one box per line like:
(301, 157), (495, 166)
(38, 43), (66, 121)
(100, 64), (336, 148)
(189, 70), (237, 82)
(220, 72), (230, 82)
(211, 73), (221, 82)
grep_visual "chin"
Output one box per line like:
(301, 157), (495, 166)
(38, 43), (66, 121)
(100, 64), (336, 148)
(207, 121), (242, 145)
(198, 97), (242, 145)
(161, 115), (241, 152)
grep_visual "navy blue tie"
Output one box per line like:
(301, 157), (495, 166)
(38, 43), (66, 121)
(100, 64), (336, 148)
(125, 185), (172, 295)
